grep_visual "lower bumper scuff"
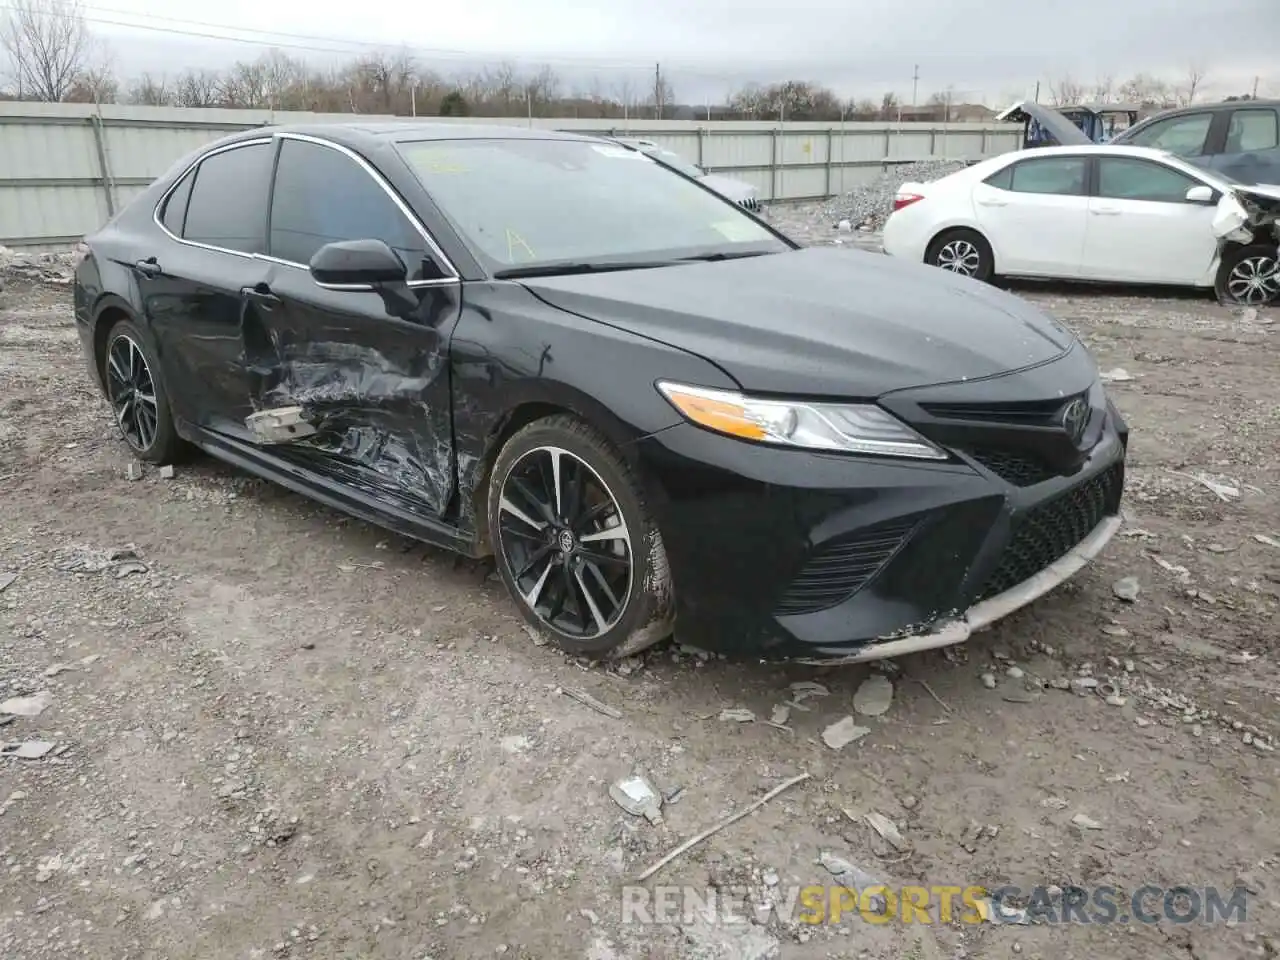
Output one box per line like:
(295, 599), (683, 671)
(790, 513), (1124, 665)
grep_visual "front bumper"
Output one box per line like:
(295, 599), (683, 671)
(638, 400), (1128, 661)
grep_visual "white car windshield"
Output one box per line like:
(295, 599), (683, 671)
(650, 149), (706, 179)
(398, 138), (786, 273)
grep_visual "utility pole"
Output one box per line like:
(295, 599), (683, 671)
(911, 64), (919, 107)
(1252, 76), (1260, 99)
(654, 62), (662, 120)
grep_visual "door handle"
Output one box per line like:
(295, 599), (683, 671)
(1091, 207), (1121, 216)
(133, 257), (161, 277)
(976, 198), (1008, 207)
(240, 283), (282, 307)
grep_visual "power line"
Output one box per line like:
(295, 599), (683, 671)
(0, 1), (754, 81)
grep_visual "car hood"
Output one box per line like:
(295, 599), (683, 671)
(996, 100), (1093, 147)
(700, 173), (756, 202)
(518, 247), (1078, 397)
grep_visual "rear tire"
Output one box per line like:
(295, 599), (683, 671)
(1214, 244), (1279, 306)
(101, 317), (183, 464)
(486, 414), (674, 659)
(926, 228), (995, 283)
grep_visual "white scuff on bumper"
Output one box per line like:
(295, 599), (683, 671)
(792, 513), (1124, 665)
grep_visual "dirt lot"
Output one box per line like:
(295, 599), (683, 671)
(1, 245), (1278, 960)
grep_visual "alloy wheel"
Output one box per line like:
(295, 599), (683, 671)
(105, 334), (159, 452)
(497, 445), (633, 640)
(1225, 254), (1280, 305)
(936, 239), (982, 276)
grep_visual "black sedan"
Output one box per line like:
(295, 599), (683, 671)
(72, 122), (1128, 663)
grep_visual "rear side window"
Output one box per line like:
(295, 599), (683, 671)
(1097, 158), (1199, 202)
(1123, 113), (1212, 157)
(1227, 109), (1279, 152)
(1005, 157), (1087, 196)
(160, 169), (195, 235)
(182, 142), (273, 254)
(268, 138), (430, 278)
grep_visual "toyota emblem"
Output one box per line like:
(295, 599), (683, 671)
(1060, 398), (1088, 443)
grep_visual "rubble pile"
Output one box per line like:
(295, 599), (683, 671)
(820, 159), (967, 231)
(0, 244), (77, 290)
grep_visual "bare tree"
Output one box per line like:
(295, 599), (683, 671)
(127, 72), (170, 106)
(1093, 74), (1114, 103)
(173, 68), (219, 108)
(1180, 63), (1205, 105)
(1048, 75), (1086, 107)
(1, 0), (91, 101)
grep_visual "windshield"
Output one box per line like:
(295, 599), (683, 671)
(397, 138), (787, 274)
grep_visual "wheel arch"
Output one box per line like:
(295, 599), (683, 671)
(90, 295), (139, 392)
(925, 223), (999, 273)
(463, 381), (658, 557)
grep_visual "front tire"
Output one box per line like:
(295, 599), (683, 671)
(102, 317), (182, 464)
(1215, 244), (1279, 306)
(487, 414), (674, 658)
(926, 228), (995, 283)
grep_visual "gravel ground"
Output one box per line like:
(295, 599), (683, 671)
(1, 245), (1279, 960)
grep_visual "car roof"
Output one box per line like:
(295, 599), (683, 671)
(996, 143), (1186, 161)
(214, 121), (602, 151)
(1127, 99), (1280, 124)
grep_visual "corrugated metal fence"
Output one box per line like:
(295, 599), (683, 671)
(0, 101), (1023, 250)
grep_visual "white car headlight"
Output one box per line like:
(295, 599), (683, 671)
(656, 381), (948, 460)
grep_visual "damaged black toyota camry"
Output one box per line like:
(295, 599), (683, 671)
(73, 123), (1128, 664)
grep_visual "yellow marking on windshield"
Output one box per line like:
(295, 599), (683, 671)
(506, 228), (536, 261)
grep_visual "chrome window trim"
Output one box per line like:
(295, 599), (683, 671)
(151, 131), (462, 290)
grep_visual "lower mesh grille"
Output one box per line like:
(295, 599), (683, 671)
(774, 518), (916, 616)
(975, 463), (1123, 602)
(969, 448), (1057, 487)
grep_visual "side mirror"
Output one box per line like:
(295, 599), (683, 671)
(1185, 184), (1215, 204)
(309, 238), (407, 287)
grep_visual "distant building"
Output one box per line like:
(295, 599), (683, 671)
(897, 103), (996, 123)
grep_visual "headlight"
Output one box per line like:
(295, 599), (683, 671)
(656, 381), (948, 460)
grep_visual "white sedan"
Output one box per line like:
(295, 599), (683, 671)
(882, 144), (1279, 305)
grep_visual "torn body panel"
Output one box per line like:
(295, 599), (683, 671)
(1211, 184), (1280, 299)
(234, 267), (462, 519)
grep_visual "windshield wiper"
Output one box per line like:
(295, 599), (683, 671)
(493, 260), (682, 280)
(677, 250), (777, 263)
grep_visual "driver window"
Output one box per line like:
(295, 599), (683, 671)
(1097, 158), (1198, 203)
(268, 138), (434, 280)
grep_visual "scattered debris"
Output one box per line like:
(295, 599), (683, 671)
(913, 677), (953, 713)
(1254, 533), (1280, 549)
(0, 690), (53, 718)
(1100, 367), (1135, 382)
(1100, 624), (1129, 637)
(980, 672), (997, 689)
(557, 687), (623, 720)
(609, 773), (664, 825)
(818, 851), (887, 911)
(1168, 471), (1239, 502)
(1112, 577), (1141, 602)
(1071, 813), (1104, 831)
(0, 571), (16, 594)
(822, 717), (871, 750)
(159, 464), (175, 479)
(787, 681), (830, 710)
(719, 708), (756, 723)
(636, 772), (811, 881)
(853, 674), (894, 716)
(820, 159), (967, 231)
(861, 811), (907, 850)
(126, 461), (142, 481)
(769, 704), (791, 726)
(1, 740), (56, 759)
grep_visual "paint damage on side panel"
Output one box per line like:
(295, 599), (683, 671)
(241, 323), (455, 515)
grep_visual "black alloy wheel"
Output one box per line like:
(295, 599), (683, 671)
(1216, 244), (1279, 306)
(488, 415), (673, 657)
(102, 318), (182, 463)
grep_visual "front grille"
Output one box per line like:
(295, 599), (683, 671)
(774, 517), (916, 616)
(738, 197), (760, 212)
(922, 393), (1084, 426)
(975, 463), (1123, 602)
(969, 448), (1056, 486)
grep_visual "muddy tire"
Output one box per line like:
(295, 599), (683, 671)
(1214, 243), (1279, 306)
(101, 317), (184, 464)
(487, 414), (674, 658)
(926, 228), (995, 283)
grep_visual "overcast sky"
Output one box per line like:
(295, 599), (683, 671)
(82, 0), (1277, 104)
